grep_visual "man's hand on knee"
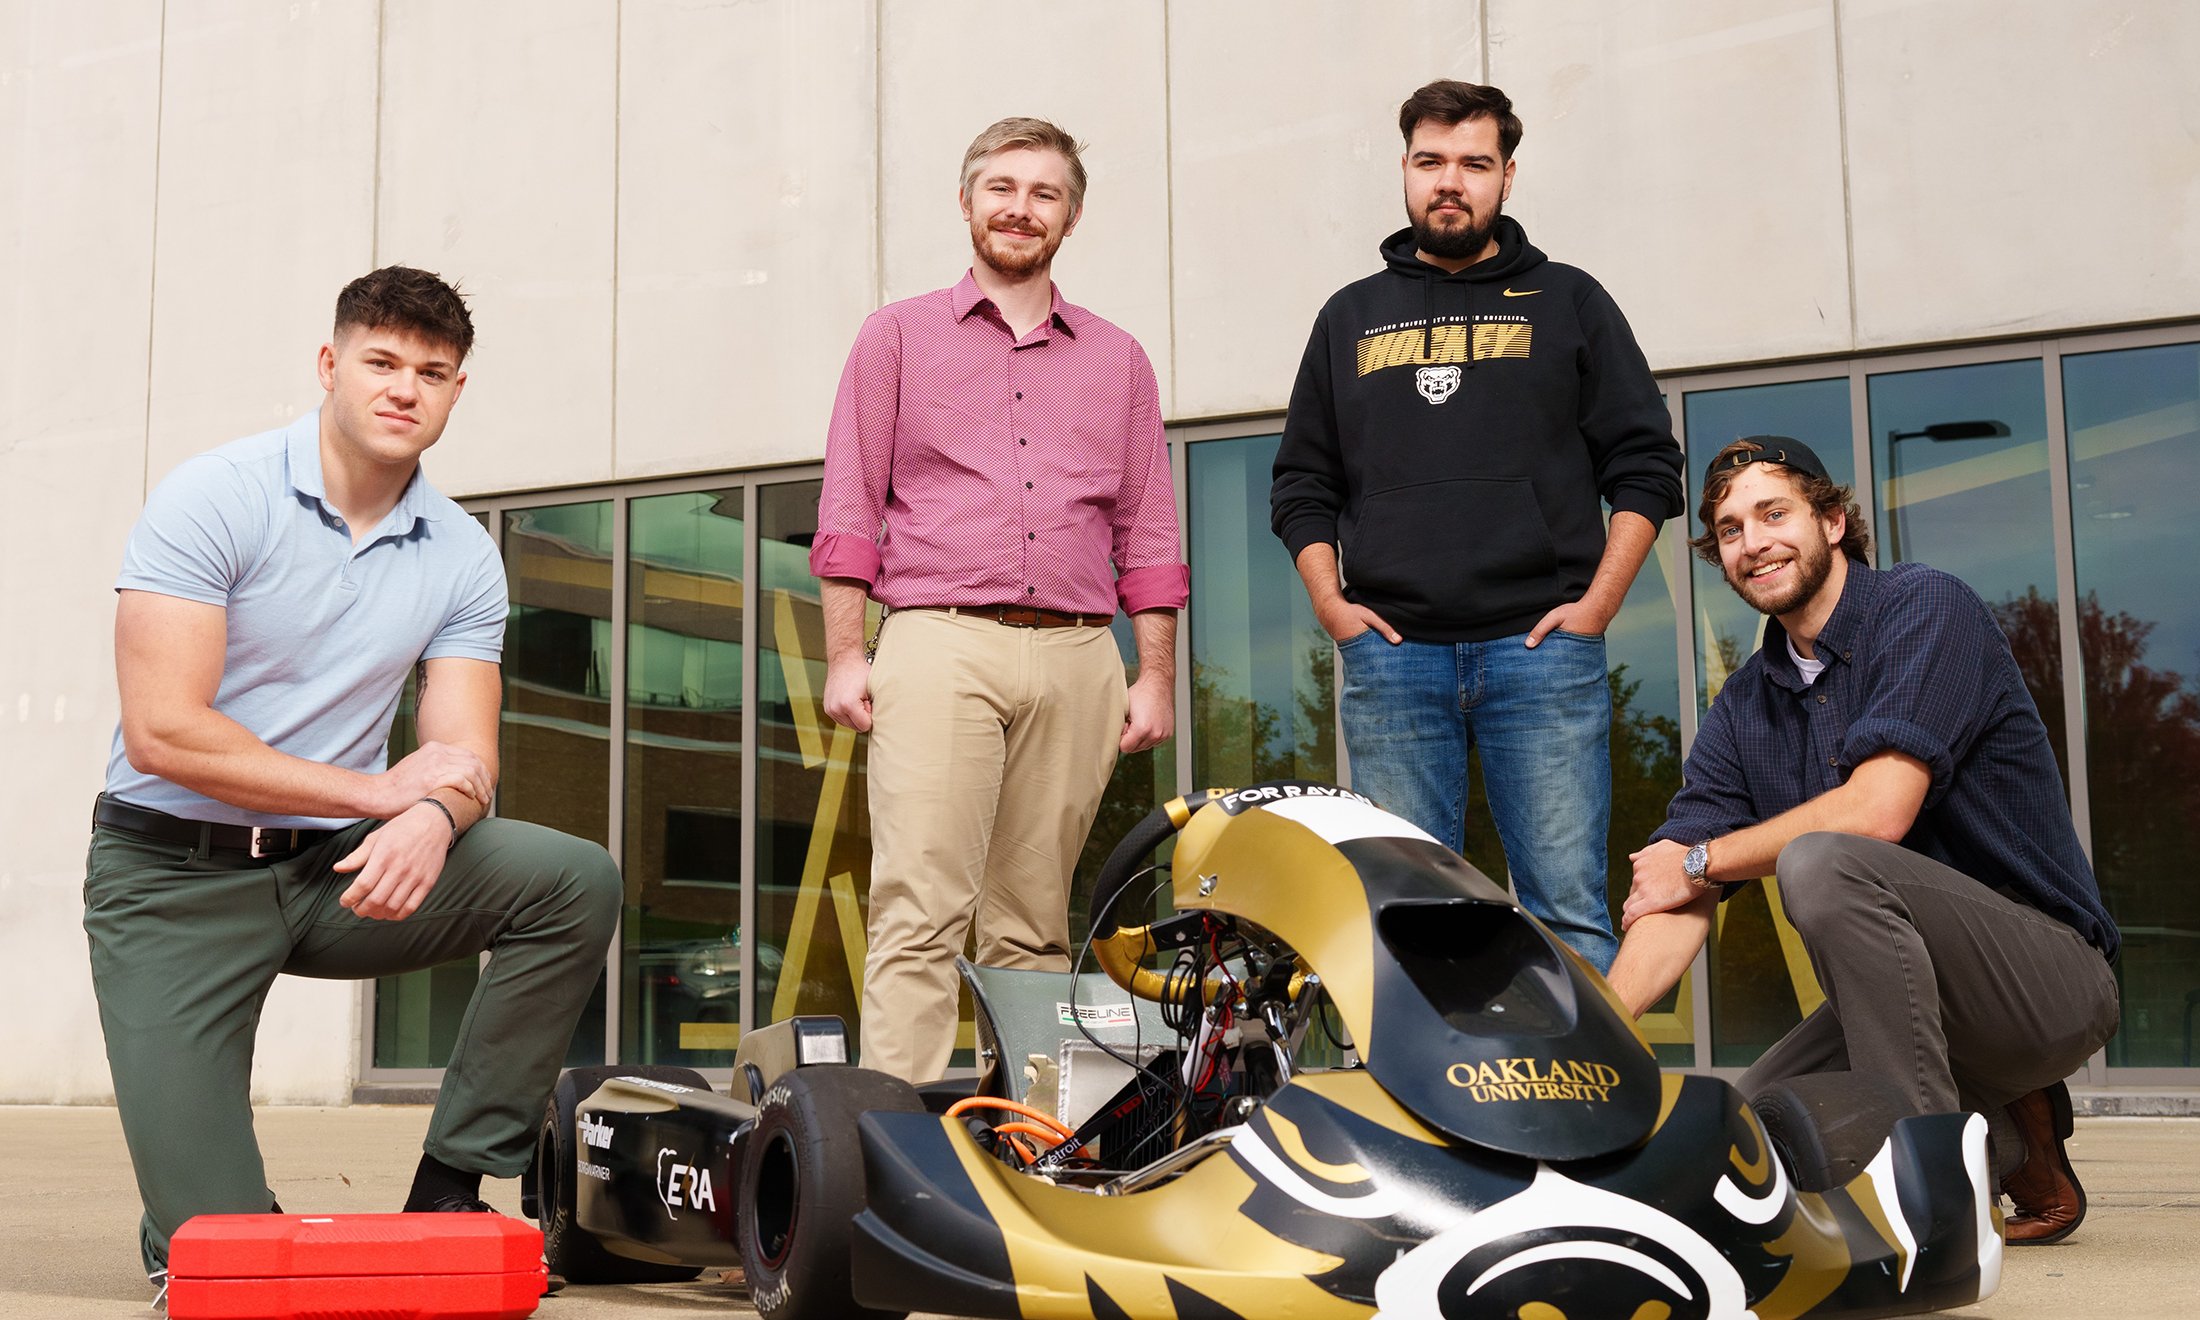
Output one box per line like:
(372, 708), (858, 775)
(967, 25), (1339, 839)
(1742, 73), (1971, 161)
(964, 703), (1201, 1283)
(335, 804), (454, 920)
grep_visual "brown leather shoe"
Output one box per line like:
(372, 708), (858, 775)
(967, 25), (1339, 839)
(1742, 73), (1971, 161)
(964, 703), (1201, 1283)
(2001, 1080), (2084, 1244)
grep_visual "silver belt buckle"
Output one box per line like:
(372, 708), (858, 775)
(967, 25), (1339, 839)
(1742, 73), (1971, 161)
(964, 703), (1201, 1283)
(249, 827), (295, 859)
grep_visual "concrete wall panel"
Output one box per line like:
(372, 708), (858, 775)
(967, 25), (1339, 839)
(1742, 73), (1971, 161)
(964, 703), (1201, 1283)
(143, 0), (379, 482)
(0, 2), (162, 1103)
(377, 0), (617, 496)
(1490, 0), (1852, 369)
(879, 0), (1174, 411)
(1168, 1), (1483, 420)
(613, 0), (877, 478)
(1843, 0), (2200, 348)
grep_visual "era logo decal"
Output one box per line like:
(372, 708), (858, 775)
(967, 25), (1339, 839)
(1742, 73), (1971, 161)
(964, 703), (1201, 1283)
(657, 1147), (716, 1218)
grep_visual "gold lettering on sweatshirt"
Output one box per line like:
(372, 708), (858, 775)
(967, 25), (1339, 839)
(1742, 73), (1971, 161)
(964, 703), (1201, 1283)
(1356, 322), (1533, 376)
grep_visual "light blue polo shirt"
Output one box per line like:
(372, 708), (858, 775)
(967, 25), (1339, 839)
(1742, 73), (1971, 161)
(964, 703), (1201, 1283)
(105, 409), (506, 829)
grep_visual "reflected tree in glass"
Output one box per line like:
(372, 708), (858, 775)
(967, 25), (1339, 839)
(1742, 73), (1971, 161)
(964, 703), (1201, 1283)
(1868, 358), (2064, 782)
(2064, 342), (2200, 1067)
(1187, 434), (1335, 791)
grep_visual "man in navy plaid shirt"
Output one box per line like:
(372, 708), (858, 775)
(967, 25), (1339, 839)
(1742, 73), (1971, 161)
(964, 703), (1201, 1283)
(1609, 436), (2119, 1245)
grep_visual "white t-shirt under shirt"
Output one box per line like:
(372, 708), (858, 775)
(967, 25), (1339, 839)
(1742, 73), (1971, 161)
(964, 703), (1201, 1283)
(1787, 633), (1827, 686)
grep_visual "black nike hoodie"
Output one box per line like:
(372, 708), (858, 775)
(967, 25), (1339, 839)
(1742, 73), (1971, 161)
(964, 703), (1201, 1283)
(1270, 217), (1684, 642)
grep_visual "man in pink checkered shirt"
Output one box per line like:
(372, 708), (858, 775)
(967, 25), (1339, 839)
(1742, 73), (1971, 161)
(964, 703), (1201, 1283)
(809, 116), (1189, 1083)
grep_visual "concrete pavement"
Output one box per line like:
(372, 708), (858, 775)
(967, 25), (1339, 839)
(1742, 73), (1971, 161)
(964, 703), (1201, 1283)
(5, 1104), (2194, 1318)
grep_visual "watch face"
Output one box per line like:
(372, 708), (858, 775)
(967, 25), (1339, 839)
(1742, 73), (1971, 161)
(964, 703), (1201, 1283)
(1684, 843), (1708, 879)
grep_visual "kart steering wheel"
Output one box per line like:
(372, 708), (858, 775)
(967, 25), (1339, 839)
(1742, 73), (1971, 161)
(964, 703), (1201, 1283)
(1088, 788), (1227, 941)
(1086, 781), (1346, 1003)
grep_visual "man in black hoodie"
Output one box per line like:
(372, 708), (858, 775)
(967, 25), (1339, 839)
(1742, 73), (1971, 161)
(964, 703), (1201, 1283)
(1270, 80), (1683, 971)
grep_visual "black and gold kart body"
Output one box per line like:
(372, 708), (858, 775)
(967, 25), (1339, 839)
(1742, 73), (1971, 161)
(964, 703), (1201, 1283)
(839, 783), (2002, 1320)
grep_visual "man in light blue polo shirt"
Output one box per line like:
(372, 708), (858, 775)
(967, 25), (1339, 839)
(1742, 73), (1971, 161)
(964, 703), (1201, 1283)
(86, 266), (620, 1293)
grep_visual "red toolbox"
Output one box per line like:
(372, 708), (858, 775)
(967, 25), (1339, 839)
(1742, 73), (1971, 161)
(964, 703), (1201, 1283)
(166, 1213), (545, 1320)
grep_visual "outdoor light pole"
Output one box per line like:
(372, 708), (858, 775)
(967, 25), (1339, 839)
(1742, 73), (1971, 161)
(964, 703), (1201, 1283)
(1882, 419), (2012, 563)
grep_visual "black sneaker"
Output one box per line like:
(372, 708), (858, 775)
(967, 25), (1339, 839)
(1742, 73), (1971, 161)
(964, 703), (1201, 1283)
(417, 1193), (496, 1213)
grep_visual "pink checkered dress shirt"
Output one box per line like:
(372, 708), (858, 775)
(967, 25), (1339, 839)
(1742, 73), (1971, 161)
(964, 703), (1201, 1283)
(810, 272), (1189, 617)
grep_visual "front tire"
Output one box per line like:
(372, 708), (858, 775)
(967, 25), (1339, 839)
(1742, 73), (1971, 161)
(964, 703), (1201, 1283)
(1750, 1070), (1920, 1193)
(738, 1067), (923, 1320)
(536, 1064), (712, 1284)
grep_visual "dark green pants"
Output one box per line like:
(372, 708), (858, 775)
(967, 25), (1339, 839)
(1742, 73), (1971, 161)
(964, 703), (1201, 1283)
(83, 813), (621, 1275)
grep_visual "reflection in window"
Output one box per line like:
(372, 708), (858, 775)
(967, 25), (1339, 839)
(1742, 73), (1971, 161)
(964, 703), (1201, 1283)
(2064, 342), (2200, 1067)
(1681, 380), (1852, 1068)
(623, 491), (745, 1066)
(754, 481), (874, 1045)
(1605, 520), (1689, 1065)
(500, 501), (611, 1064)
(1868, 359), (2064, 783)
(1187, 434), (1335, 789)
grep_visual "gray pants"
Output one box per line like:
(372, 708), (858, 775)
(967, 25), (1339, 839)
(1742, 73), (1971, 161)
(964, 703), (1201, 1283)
(83, 813), (621, 1274)
(1740, 833), (2118, 1146)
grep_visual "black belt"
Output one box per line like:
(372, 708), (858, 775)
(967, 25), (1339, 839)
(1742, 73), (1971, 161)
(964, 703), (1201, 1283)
(92, 794), (334, 861)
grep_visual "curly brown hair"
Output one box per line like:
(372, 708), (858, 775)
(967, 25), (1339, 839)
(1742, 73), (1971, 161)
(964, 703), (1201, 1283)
(1689, 438), (1872, 565)
(333, 265), (474, 362)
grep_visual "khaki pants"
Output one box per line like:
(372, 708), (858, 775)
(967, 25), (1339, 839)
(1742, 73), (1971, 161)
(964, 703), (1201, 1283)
(858, 608), (1127, 1081)
(83, 812), (621, 1274)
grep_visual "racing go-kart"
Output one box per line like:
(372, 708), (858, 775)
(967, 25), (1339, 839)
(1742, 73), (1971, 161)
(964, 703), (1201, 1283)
(526, 781), (2002, 1320)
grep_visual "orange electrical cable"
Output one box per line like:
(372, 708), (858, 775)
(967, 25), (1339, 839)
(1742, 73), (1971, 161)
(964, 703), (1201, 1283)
(945, 1097), (1080, 1140)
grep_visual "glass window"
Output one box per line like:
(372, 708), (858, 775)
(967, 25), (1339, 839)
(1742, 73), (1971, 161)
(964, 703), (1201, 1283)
(622, 490), (746, 1066)
(2063, 341), (2200, 1068)
(1186, 434), (1335, 789)
(753, 480), (875, 1042)
(1607, 519), (1690, 1065)
(1681, 379), (1853, 1068)
(500, 501), (613, 1064)
(1868, 359), (2065, 781)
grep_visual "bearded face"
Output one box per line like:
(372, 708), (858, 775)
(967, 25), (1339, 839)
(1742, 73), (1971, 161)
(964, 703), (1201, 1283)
(961, 146), (1078, 279)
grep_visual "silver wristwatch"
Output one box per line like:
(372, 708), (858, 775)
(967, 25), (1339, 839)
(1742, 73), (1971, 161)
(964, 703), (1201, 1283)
(1682, 841), (1712, 888)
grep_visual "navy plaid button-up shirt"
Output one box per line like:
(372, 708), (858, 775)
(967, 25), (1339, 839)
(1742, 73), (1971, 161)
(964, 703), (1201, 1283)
(1655, 560), (2118, 957)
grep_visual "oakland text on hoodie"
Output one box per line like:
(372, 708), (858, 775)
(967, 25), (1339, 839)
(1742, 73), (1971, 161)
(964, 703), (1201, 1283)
(1270, 216), (1684, 642)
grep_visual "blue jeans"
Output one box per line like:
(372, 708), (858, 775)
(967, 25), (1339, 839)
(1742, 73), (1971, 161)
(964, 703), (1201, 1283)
(1336, 628), (1617, 971)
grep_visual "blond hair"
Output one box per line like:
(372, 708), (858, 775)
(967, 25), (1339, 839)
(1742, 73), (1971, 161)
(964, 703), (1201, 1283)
(959, 117), (1088, 215)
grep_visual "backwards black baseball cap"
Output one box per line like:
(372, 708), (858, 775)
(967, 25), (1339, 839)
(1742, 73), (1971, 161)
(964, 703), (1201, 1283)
(1706, 435), (1831, 494)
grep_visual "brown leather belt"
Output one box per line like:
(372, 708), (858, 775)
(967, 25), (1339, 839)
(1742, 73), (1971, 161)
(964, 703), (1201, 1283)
(93, 793), (334, 861)
(907, 604), (1113, 629)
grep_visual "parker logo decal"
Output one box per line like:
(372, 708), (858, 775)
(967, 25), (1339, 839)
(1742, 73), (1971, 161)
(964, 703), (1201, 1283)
(1447, 1057), (1624, 1103)
(657, 1148), (717, 1219)
(1058, 1002), (1136, 1028)
(578, 1114), (613, 1150)
(1416, 365), (1461, 404)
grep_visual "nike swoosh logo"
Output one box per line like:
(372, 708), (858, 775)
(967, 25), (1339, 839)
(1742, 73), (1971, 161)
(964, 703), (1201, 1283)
(1502, 288), (1541, 298)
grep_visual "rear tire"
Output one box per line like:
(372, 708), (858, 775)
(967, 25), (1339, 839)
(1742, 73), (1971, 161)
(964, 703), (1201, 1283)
(537, 1064), (712, 1284)
(1750, 1070), (1920, 1193)
(738, 1067), (923, 1320)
